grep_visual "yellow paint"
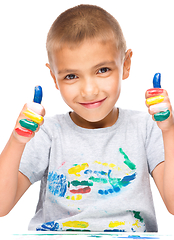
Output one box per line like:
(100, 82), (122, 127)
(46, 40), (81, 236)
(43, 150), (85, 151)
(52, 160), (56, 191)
(103, 163), (108, 166)
(94, 161), (118, 169)
(68, 163), (89, 176)
(71, 196), (75, 200)
(109, 221), (125, 228)
(62, 221), (89, 228)
(109, 163), (116, 169)
(76, 194), (82, 200)
(118, 167), (121, 171)
(66, 195), (82, 200)
(146, 95), (164, 106)
(132, 220), (140, 228)
(94, 160), (102, 165)
(23, 108), (43, 124)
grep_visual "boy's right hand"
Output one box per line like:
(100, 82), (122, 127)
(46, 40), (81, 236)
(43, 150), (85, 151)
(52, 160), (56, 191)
(13, 86), (45, 144)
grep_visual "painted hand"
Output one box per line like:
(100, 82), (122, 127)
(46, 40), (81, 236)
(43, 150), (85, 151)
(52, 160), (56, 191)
(14, 86), (45, 143)
(145, 73), (174, 131)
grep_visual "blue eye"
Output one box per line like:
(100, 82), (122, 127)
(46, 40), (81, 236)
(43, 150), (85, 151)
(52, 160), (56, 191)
(98, 67), (110, 74)
(65, 74), (78, 80)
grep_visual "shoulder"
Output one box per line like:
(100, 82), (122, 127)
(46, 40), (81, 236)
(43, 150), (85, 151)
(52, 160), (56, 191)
(39, 113), (70, 138)
(120, 108), (149, 119)
(120, 108), (152, 127)
(119, 108), (161, 138)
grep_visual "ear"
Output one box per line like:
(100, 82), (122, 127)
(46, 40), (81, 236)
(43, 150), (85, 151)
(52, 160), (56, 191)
(46, 63), (59, 90)
(122, 49), (133, 80)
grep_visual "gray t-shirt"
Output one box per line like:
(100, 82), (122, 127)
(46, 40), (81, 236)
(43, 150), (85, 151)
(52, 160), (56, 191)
(19, 108), (164, 232)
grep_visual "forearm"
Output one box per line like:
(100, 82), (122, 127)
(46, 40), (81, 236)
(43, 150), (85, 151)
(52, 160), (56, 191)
(162, 125), (174, 214)
(0, 133), (26, 216)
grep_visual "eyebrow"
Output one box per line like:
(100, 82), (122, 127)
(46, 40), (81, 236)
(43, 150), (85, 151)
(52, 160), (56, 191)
(58, 69), (79, 75)
(93, 61), (116, 69)
(57, 61), (116, 75)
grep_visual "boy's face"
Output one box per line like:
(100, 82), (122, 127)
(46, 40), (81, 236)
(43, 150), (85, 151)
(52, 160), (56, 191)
(48, 39), (131, 128)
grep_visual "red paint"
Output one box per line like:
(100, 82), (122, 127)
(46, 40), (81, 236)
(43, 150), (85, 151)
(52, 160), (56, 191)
(57, 161), (66, 170)
(147, 88), (163, 96)
(70, 186), (91, 194)
(15, 127), (33, 137)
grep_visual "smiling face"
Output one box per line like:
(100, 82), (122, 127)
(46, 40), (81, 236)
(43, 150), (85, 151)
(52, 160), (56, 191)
(48, 39), (132, 128)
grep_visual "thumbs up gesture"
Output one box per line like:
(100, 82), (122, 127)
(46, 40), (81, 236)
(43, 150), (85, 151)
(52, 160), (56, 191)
(14, 86), (45, 143)
(145, 73), (174, 131)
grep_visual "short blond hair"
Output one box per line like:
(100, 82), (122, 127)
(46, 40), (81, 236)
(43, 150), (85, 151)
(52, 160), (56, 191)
(46, 4), (127, 66)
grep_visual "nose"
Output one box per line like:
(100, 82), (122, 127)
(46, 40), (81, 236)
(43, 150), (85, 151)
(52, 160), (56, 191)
(80, 77), (99, 100)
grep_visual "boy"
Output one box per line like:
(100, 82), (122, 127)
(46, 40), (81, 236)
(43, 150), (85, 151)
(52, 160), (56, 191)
(0, 4), (174, 232)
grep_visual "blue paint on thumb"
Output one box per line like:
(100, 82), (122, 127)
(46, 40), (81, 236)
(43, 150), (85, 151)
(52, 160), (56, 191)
(153, 73), (161, 88)
(33, 86), (43, 104)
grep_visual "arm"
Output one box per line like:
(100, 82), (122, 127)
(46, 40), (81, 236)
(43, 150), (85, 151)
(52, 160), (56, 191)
(146, 74), (174, 214)
(0, 87), (45, 216)
(0, 134), (31, 216)
(152, 125), (174, 214)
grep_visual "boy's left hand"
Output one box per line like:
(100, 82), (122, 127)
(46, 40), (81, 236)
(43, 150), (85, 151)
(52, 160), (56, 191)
(145, 75), (174, 132)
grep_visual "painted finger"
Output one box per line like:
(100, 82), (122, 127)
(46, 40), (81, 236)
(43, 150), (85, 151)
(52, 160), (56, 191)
(147, 73), (170, 121)
(15, 86), (43, 137)
(149, 102), (169, 114)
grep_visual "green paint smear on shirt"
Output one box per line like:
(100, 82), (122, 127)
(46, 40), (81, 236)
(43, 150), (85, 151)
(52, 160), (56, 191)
(119, 148), (136, 170)
(89, 176), (108, 184)
(71, 180), (93, 187)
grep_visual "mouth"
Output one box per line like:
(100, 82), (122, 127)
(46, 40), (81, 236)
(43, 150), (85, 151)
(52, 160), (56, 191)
(79, 97), (107, 109)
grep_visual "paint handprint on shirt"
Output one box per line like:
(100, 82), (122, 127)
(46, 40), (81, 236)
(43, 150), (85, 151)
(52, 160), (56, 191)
(47, 148), (136, 200)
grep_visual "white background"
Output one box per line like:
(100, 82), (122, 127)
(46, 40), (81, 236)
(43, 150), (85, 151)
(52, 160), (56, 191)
(0, 0), (174, 234)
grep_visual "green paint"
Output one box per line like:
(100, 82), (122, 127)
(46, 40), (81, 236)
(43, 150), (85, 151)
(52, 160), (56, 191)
(154, 110), (170, 121)
(89, 176), (108, 184)
(19, 119), (38, 131)
(71, 180), (93, 186)
(108, 177), (121, 186)
(128, 211), (144, 223)
(119, 148), (136, 170)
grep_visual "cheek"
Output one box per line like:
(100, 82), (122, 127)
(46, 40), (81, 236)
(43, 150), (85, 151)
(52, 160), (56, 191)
(104, 76), (121, 99)
(59, 84), (77, 104)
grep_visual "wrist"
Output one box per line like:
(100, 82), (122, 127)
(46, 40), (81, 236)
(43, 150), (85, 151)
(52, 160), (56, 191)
(11, 131), (27, 147)
(162, 124), (174, 137)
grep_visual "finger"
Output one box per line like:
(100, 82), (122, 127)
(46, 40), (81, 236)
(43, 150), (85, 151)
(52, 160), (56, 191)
(19, 119), (38, 131)
(146, 95), (165, 106)
(27, 102), (45, 116)
(145, 73), (163, 98)
(22, 108), (43, 124)
(153, 72), (161, 88)
(153, 110), (171, 122)
(146, 73), (164, 105)
(22, 86), (44, 124)
(149, 102), (169, 114)
(15, 86), (44, 137)
(145, 73), (170, 122)
(33, 85), (43, 104)
(15, 127), (33, 137)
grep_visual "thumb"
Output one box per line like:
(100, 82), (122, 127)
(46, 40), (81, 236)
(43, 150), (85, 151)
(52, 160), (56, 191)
(33, 85), (43, 104)
(153, 73), (161, 88)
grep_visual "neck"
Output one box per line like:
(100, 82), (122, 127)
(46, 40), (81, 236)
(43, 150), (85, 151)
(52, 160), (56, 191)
(70, 107), (119, 129)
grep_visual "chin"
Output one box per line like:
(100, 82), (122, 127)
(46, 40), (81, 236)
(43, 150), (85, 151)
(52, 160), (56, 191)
(82, 113), (108, 123)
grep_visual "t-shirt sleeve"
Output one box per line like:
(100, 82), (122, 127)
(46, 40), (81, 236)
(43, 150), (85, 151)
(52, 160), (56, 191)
(19, 124), (51, 184)
(145, 115), (165, 175)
